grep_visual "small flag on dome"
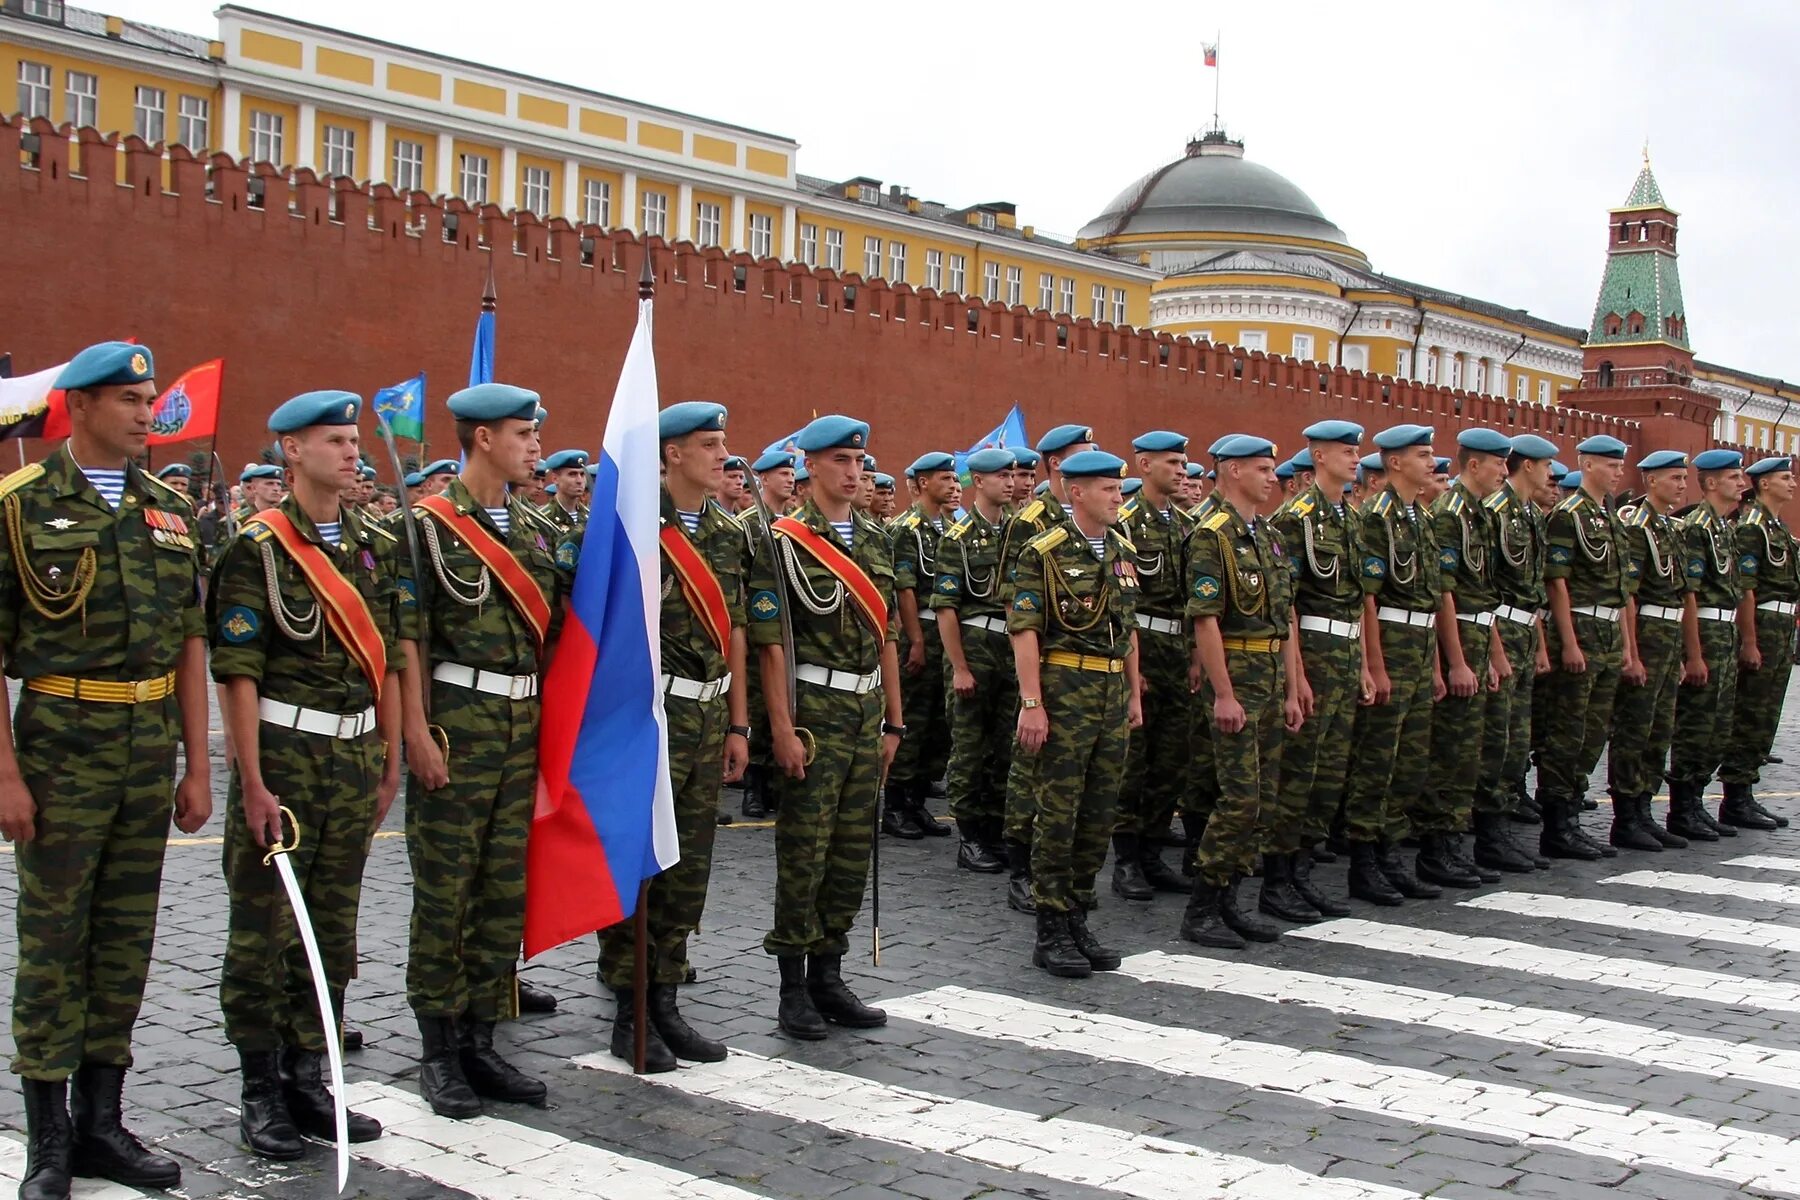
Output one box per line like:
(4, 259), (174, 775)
(1203, 42), (1218, 67)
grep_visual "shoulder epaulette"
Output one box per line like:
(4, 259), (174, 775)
(1015, 499), (1046, 526)
(1026, 525), (1068, 555)
(1483, 490), (1511, 512)
(0, 463), (46, 504)
(363, 518), (398, 542)
(1553, 493), (1585, 515)
(947, 516), (973, 539)
(1682, 505), (1714, 527)
(895, 512), (920, 531)
(853, 510), (885, 534)
(516, 503), (558, 532)
(1118, 497), (1140, 522)
(1442, 491), (1466, 516)
(245, 522), (276, 544)
(1201, 509), (1232, 532)
(1109, 527), (1136, 553)
(1368, 492), (1395, 516)
(138, 471), (187, 506)
(1742, 507), (1766, 526)
(1286, 494), (1316, 520)
(1621, 504), (1648, 527)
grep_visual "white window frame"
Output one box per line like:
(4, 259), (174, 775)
(1112, 289), (1127, 325)
(391, 139), (424, 192)
(458, 152), (490, 204)
(1039, 273), (1055, 311)
(1395, 349), (1411, 379)
(824, 228), (844, 271)
(64, 70), (96, 128)
(924, 248), (943, 290)
(1343, 344), (1368, 372)
(177, 94), (209, 150)
(977, 211), (997, 231)
(582, 178), (611, 227)
(887, 240), (906, 283)
(856, 183), (878, 204)
(1006, 266), (1023, 306)
(22, 0), (64, 16)
(983, 261), (1001, 302)
(520, 165), (551, 215)
(16, 61), (50, 120)
(1449, 359), (1463, 389)
(1515, 375), (1528, 403)
(863, 235), (882, 278)
(248, 109), (284, 165)
(948, 254), (967, 294)
(1291, 333), (1315, 362)
(1059, 277), (1074, 315)
(640, 189), (668, 237)
(1538, 380), (1550, 404)
(1425, 353), (1438, 384)
(749, 212), (774, 258)
(799, 222), (818, 266)
(1091, 283), (1106, 321)
(696, 201), (723, 247)
(1238, 330), (1268, 352)
(133, 85), (165, 143)
(322, 124), (357, 179)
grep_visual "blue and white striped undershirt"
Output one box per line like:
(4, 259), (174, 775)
(82, 468), (126, 510)
(1086, 535), (1107, 558)
(830, 520), (854, 547)
(315, 521), (342, 546)
(677, 509), (702, 535)
(486, 506), (511, 535)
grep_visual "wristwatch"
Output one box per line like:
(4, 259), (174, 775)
(881, 721), (907, 738)
(727, 725), (751, 740)
(1019, 697), (1042, 710)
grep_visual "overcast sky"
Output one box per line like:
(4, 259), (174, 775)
(107, 0), (1799, 383)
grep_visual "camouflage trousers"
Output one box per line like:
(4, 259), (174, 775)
(1116, 622), (1193, 838)
(1189, 682), (1221, 826)
(1423, 617), (1496, 832)
(1023, 663), (1129, 914)
(1608, 613), (1684, 797)
(890, 615), (950, 789)
(10, 693), (177, 1080)
(1669, 619), (1740, 788)
(221, 723), (381, 1052)
(1720, 609), (1796, 786)
(764, 683), (881, 958)
(1537, 613), (1624, 803)
(943, 619), (1015, 825)
(600, 692), (724, 987)
(1345, 621), (1435, 844)
(1198, 648), (1285, 885)
(1478, 616), (1538, 812)
(407, 687), (538, 1021)
(1267, 625), (1361, 855)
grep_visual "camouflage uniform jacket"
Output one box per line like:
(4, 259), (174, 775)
(1545, 489), (1630, 609)
(1736, 499), (1799, 604)
(1007, 518), (1138, 660)
(1356, 485), (1443, 612)
(930, 506), (1007, 621)
(1485, 482), (1547, 612)
(1430, 481), (1500, 614)
(1681, 504), (1742, 610)
(661, 487), (747, 683)
(1117, 490), (1194, 620)
(1271, 482), (1363, 624)
(745, 500), (898, 672)
(1186, 498), (1291, 640)
(1618, 500), (1689, 607)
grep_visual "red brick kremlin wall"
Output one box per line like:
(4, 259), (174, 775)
(1, 118), (1743, 489)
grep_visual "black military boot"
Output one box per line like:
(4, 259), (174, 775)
(459, 1020), (547, 1105)
(68, 1065), (179, 1187)
(279, 1046), (383, 1142)
(608, 988), (677, 1072)
(1310, 840), (1339, 864)
(1540, 796), (1604, 860)
(1414, 833), (1481, 889)
(516, 977), (558, 1014)
(1256, 853), (1320, 923)
(1110, 834), (1154, 901)
(740, 764), (769, 818)
(1378, 840), (1442, 898)
(1179, 879), (1245, 948)
(1666, 781), (1719, 842)
(1033, 910), (1092, 977)
(342, 1027), (365, 1052)
(910, 780), (953, 837)
(1219, 877), (1283, 942)
(1289, 850), (1350, 916)
(806, 953), (888, 1027)
(1508, 777), (1542, 824)
(237, 1050), (305, 1160)
(1065, 908), (1122, 970)
(776, 956), (828, 1040)
(19, 1077), (73, 1200)
(1445, 832), (1499, 883)
(1643, 794), (1688, 848)
(882, 784), (925, 839)
(1740, 783), (1790, 828)
(1720, 782), (1780, 830)
(415, 1016), (482, 1118)
(1347, 842), (1404, 906)
(1005, 840), (1036, 914)
(1472, 811), (1537, 873)
(648, 982), (727, 1062)
(956, 818), (1005, 873)
(1608, 791), (1665, 851)
(1140, 842), (1191, 893)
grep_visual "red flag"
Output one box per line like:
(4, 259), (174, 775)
(1203, 43), (1218, 66)
(147, 359), (223, 446)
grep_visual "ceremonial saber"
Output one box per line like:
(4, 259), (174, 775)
(871, 758), (886, 967)
(263, 807), (350, 1192)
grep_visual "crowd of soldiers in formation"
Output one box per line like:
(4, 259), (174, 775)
(1, 338), (1794, 1200)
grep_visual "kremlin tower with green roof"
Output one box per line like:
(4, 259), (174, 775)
(1580, 154), (1695, 389)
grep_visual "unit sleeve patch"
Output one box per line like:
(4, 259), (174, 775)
(1362, 556), (1387, 580)
(750, 590), (781, 621)
(219, 605), (261, 644)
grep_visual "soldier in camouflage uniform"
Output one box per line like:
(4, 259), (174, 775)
(1266, 420), (1367, 921)
(1008, 450), (1142, 977)
(1666, 449), (1749, 838)
(933, 448), (1016, 873)
(399, 383), (571, 1117)
(538, 449), (590, 539)
(1343, 424), (1444, 905)
(1719, 455), (1798, 829)
(599, 402), (749, 1070)
(1538, 435), (1637, 859)
(737, 449), (799, 819)
(884, 452), (958, 839)
(0, 343), (211, 1198)
(1112, 431), (1196, 900)
(209, 390), (399, 1158)
(1607, 451), (1694, 850)
(747, 416), (902, 1040)
(997, 425), (1096, 914)
(1181, 436), (1298, 948)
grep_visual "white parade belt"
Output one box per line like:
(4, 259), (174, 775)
(662, 672), (731, 702)
(258, 698), (376, 740)
(1298, 615), (1359, 639)
(1571, 604), (1621, 622)
(1694, 606), (1736, 624)
(432, 662), (540, 700)
(1134, 613), (1183, 637)
(1494, 604), (1538, 627)
(796, 663), (882, 694)
(1375, 606), (1435, 628)
(1637, 604), (1682, 623)
(957, 614), (1009, 636)
(1456, 611), (1496, 627)
(1758, 600), (1797, 616)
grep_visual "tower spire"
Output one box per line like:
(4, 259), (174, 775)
(1579, 153), (1692, 390)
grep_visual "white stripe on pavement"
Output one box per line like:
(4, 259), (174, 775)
(576, 1049), (1420, 1200)
(1722, 855), (1800, 872)
(1115, 951), (1800, 1091)
(1603, 869), (1800, 906)
(0, 1137), (150, 1198)
(1465, 891), (1800, 952)
(345, 1081), (766, 1200)
(877, 985), (1799, 1193)
(1286, 918), (1800, 1013)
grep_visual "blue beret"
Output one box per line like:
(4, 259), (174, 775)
(1456, 428), (1512, 455)
(908, 451), (956, 476)
(1216, 435), (1278, 461)
(1010, 447), (1040, 469)
(1290, 447), (1314, 469)
(1036, 424), (1094, 455)
(422, 458), (459, 478)
(751, 450), (796, 473)
(403, 471), (425, 488)
(1034, 479), (1051, 495)
(793, 464), (811, 482)
(542, 449), (589, 472)
(359, 463), (377, 480)
(1205, 469), (1216, 481)
(1274, 460), (1296, 480)
(1575, 434), (1628, 459)
(1434, 457), (1452, 474)
(1060, 449), (1128, 479)
(862, 454), (877, 472)
(795, 415), (870, 453)
(1692, 449), (1743, 471)
(874, 473), (895, 488)
(533, 405), (548, 428)
(1121, 477), (1144, 495)
(1560, 470), (1583, 489)
(724, 456), (748, 472)
(1131, 430), (1188, 454)
(1207, 435), (1235, 456)
(1637, 450), (1689, 472)
(1747, 456), (1793, 478)
(1185, 461), (1206, 478)
(586, 462), (598, 476)
(1548, 459), (1570, 480)
(1373, 423), (1434, 451)
(531, 463), (546, 477)
(1301, 419), (1364, 446)
(448, 382), (540, 423)
(544, 483), (558, 495)
(55, 341), (154, 390)
(269, 389), (360, 434)
(967, 447), (1013, 474)
(1508, 434), (1559, 461)
(658, 401), (727, 440)
(156, 464), (192, 479)
(240, 464), (282, 483)
(1359, 453), (1386, 471)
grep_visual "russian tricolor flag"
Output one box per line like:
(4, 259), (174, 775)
(524, 289), (677, 957)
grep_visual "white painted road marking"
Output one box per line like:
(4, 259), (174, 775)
(1603, 869), (1800, 906)
(1723, 855), (1800, 872)
(1465, 891), (1800, 952)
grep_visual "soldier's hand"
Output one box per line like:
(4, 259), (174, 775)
(1621, 655), (1648, 687)
(774, 730), (809, 779)
(407, 732), (450, 790)
(1485, 663), (1501, 693)
(1359, 667), (1377, 706)
(375, 763), (401, 828)
(1535, 647), (1552, 676)
(880, 731), (901, 774)
(242, 781), (284, 850)
(1188, 660), (1205, 695)
(0, 774), (37, 844)
(904, 639), (925, 675)
(172, 771), (212, 834)
(1293, 672), (1315, 719)
(1741, 643), (1763, 671)
(1492, 653), (1513, 686)
(722, 731), (749, 783)
(1016, 706), (1050, 753)
(1127, 693), (1144, 730)
(1368, 667), (1391, 706)
(1213, 695), (1246, 734)
(952, 666), (977, 698)
(1283, 692), (1305, 733)
(1449, 664), (1477, 699)
(1432, 669), (1448, 703)
(1682, 657), (1709, 687)
(1560, 642), (1587, 673)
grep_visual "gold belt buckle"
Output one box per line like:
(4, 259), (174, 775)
(133, 678), (155, 703)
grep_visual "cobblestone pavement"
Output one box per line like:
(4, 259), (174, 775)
(4, 682), (1800, 1199)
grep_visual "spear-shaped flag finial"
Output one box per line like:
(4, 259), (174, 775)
(638, 240), (654, 301)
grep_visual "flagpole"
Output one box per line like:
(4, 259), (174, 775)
(632, 240), (655, 1077)
(1213, 30), (1221, 131)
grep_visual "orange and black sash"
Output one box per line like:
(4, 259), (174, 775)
(660, 524), (730, 655)
(416, 495), (552, 650)
(772, 515), (889, 636)
(245, 510), (388, 697)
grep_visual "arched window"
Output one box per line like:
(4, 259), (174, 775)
(1626, 311), (1645, 335)
(1598, 361), (1615, 387)
(1603, 312), (1623, 336)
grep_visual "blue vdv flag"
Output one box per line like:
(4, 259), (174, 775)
(955, 404), (1029, 473)
(469, 310), (496, 388)
(371, 371), (426, 440)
